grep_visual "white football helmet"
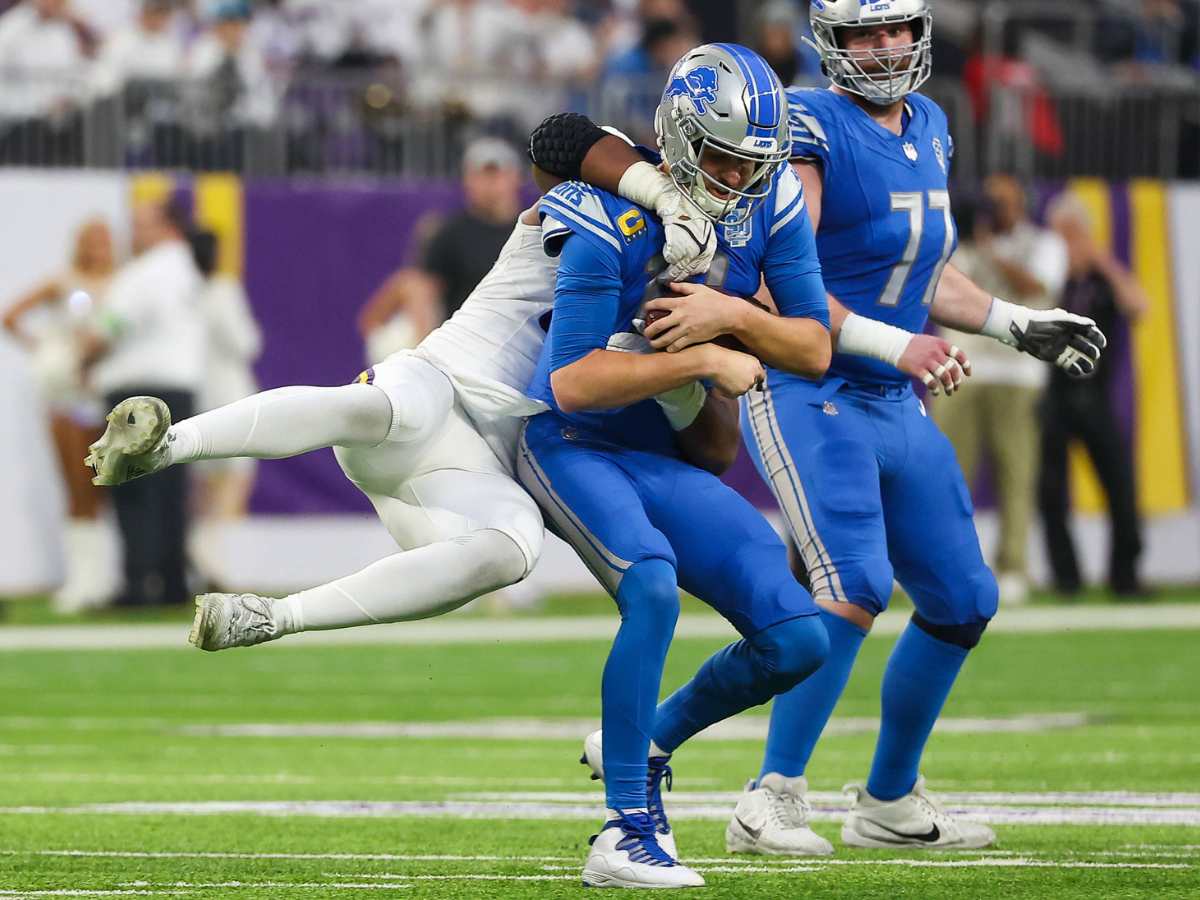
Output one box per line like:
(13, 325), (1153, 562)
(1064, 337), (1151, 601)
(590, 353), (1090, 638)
(806, 0), (933, 106)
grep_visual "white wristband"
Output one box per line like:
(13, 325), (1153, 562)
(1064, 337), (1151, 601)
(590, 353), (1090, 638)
(617, 160), (672, 212)
(981, 297), (1026, 346)
(837, 313), (913, 368)
(655, 381), (707, 431)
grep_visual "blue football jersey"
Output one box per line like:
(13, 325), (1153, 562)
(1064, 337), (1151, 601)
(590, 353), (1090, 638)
(787, 87), (957, 386)
(527, 168), (827, 457)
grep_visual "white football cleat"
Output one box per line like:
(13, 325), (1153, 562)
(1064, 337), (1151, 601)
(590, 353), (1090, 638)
(725, 772), (834, 856)
(85, 396), (172, 486)
(581, 812), (704, 889)
(189, 593), (286, 652)
(841, 777), (996, 850)
(581, 729), (678, 860)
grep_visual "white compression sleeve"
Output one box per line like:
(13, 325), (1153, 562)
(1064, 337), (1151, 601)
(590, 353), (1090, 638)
(167, 385), (393, 464)
(277, 529), (527, 633)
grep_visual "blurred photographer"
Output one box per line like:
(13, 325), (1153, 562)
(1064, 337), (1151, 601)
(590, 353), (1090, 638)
(934, 176), (1068, 605)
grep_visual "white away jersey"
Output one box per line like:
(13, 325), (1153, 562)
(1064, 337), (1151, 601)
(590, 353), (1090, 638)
(413, 216), (555, 426)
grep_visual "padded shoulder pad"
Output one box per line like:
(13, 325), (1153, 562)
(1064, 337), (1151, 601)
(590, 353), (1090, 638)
(538, 181), (623, 256)
(785, 88), (832, 164)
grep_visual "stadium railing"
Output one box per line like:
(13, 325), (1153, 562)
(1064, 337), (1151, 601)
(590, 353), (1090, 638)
(0, 70), (1196, 182)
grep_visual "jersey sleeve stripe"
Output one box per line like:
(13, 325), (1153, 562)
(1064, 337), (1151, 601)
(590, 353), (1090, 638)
(769, 195), (806, 237)
(538, 198), (622, 252)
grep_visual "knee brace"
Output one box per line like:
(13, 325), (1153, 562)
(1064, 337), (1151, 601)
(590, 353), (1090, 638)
(911, 612), (989, 650)
(747, 615), (831, 697)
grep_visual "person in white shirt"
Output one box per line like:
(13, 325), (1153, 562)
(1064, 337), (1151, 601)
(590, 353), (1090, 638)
(84, 197), (204, 607)
(934, 175), (1069, 605)
(89, 0), (186, 99)
(0, 0), (88, 164)
(189, 229), (262, 520)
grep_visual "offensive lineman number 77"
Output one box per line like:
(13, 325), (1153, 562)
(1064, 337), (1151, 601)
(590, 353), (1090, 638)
(879, 190), (954, 308)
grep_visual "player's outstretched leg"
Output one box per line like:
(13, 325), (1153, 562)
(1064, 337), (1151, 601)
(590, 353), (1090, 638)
(187, 528), (527, 651)
(87, 384), (398, 486)
(841, 410), (1000, 850)
(579, 729), (678, 861)
(580, 559), (704, 889)
(840, 614), (996, 850)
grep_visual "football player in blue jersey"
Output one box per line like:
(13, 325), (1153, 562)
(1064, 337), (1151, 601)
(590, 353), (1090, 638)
(564, 0), (1107, 856)
(520, 43), (845, 888)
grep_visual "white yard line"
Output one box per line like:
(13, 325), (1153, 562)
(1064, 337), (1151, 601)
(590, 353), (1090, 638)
(460, 789), (1200, 808)
(0, 851), (577, 863)
(177, 712), (1092, 742)
(1, 799), (1198, 826)
(3, 603), (1199, 651)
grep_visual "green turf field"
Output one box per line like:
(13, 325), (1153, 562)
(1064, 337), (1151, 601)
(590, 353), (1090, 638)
(1, 614), (1198, 897)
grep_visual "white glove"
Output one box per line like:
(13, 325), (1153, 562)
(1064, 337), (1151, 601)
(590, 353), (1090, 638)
(605, 330), (707, 430)
(982, 298), (1108, 379)
(617, 161), (716, 281)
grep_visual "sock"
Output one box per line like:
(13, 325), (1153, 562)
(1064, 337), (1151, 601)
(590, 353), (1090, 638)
(648, 740), (669, 759)
(606, 807), (649, 821)
(166, 385), (394, 464)
(866, 620), (969, 801)
(277, 530), (526, 633)
(602, 559), (679, 811)
(759, 608), (868, 779)
(652, 614), (828, 755)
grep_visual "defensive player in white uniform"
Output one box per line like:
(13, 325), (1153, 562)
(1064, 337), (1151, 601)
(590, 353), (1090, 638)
(85, 145), (719, 651)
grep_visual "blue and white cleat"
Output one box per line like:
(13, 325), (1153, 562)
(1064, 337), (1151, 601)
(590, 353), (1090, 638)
(85, 396), (172, 486)
(581, 729), (678, 860)
(581, 811), (704, 889)
(841, 776), (996, 850)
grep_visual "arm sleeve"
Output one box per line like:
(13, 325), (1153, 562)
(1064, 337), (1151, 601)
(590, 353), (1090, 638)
(528, 112), (608, 181)
(763, 169), (830, 327)
(547, 233), (623, 373)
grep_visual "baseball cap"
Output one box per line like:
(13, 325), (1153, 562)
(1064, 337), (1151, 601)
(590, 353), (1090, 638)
(462, 137), (521, 174)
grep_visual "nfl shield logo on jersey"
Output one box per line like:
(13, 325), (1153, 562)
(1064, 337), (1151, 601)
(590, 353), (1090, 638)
(722, 214), (753, 248)
(823, 400), (838, 417)
(902, 142), (919, 162)
(933, 137), (946, 174)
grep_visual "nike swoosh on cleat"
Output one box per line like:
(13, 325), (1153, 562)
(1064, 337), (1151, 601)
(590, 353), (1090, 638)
(866, 822), (941, 844)
(735, 815), (764, 841)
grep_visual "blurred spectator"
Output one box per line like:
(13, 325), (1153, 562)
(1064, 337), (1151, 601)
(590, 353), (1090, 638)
(83, 198), (204, 607)
(90, 0), (187, 98)
(359, 137), (523, 363)
(189, 229), (261, 519)
(187, 0), (276, 129)
(602, 17), (699, 143)
(0, 0), (90, 163)
(1040, 195), (1149, 599)
(70, 0), (139, 41)
(2, 217), (119, 612)
(753, 1), (816, 87)
(934, 176), (1068, 606)
(537, 0), (599, 85)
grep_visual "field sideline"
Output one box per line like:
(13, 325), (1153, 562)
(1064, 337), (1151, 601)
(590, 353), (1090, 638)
(1, 602), (1198, 897)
